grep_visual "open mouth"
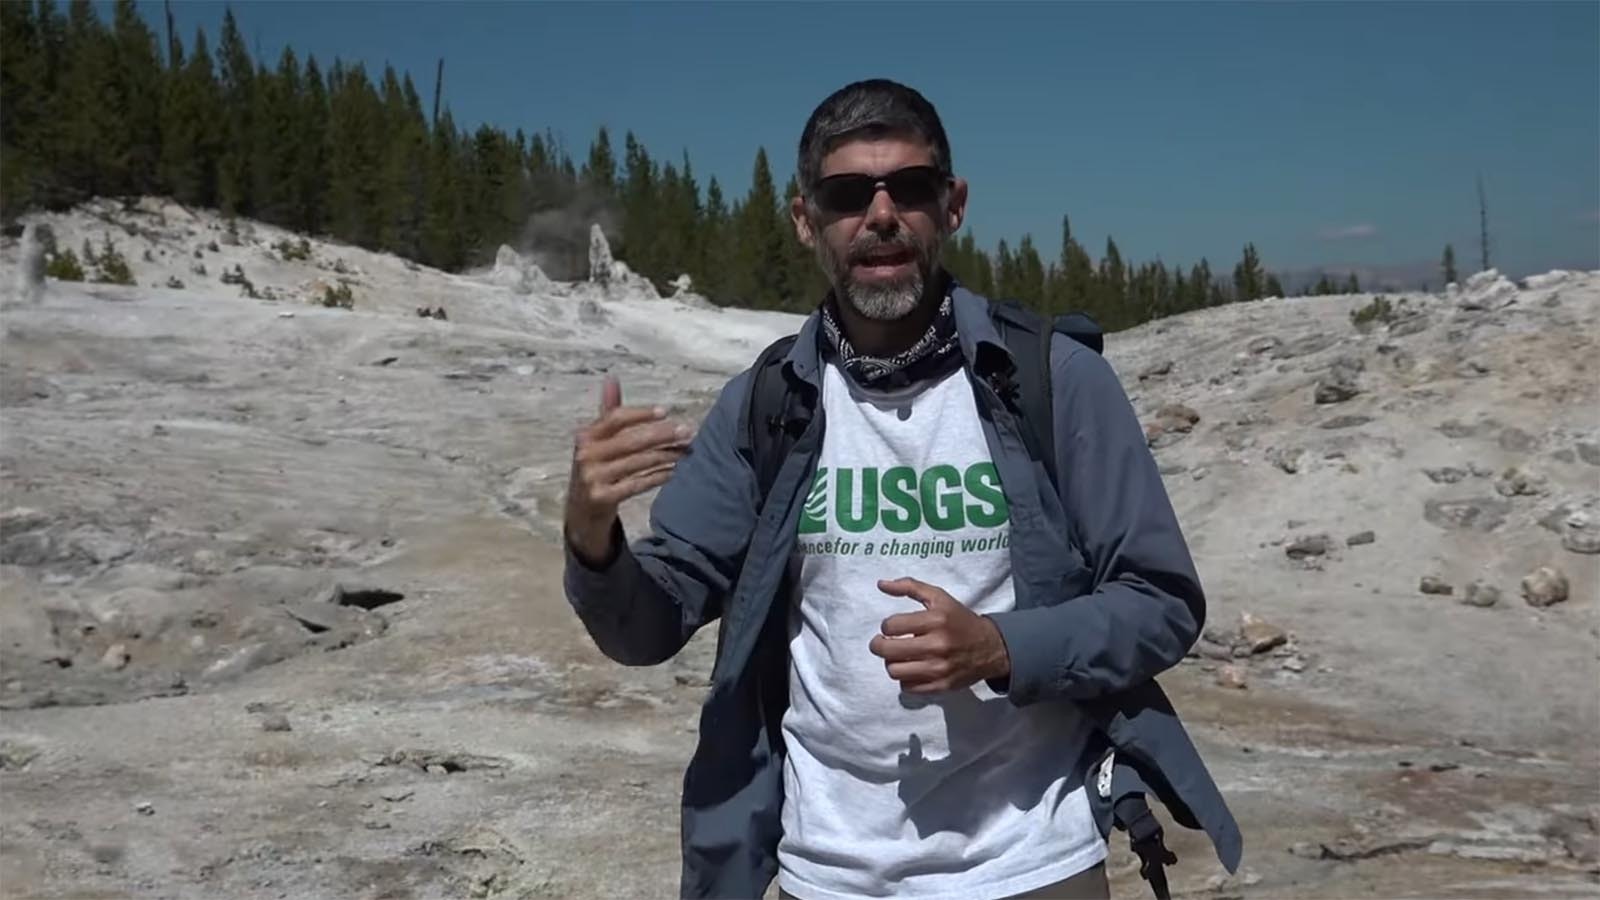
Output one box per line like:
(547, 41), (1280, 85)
(852, 248), (916, 276)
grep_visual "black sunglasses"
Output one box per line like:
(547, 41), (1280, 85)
(810, 165), (949, 215)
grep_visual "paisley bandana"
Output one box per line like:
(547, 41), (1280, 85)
(820, 292), (962, 389)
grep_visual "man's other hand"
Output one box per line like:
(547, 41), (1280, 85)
(868, 577), (1011, 693)
(564, 376), (691, 566)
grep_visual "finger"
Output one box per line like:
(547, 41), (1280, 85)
(585, 419), (686, 461)
(878, 577), (940, 606)
(584, 405), (667, 443)
(885, 659), (949, 683)
(595, 447), (687, 484)
(600, 376), (622, 415)
(880, 609), (941, 638)
(598, 466), (676, 505)
(868, 633), (941, 662)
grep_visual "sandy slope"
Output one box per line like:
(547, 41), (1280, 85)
(0, 201), (1596, 899)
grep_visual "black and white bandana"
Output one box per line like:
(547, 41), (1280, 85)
(820, 292), (962, 390)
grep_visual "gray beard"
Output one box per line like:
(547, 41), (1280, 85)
(815, 232), (942, 322)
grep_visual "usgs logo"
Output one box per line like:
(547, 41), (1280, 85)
(799, 463), (1009, 535)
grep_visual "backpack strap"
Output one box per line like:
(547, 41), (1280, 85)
(988, 300), (1060, 489)
(739, 333), (809, 505)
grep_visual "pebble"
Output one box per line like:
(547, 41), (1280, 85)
(1345, 530), (1376, 547)
(99, 644), (130, 671)
(1216, 665), (1249, 690)
(1420, 576), (1454, 595)
(1281, 656), (1307, 672)
(134, 801), (154, 816)
(1521, 566), (1569, 607)
(1460, 581), (1501, 608)
(260, 714), (291, 733)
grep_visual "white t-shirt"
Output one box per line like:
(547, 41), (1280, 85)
(778, 361), (1106, 900)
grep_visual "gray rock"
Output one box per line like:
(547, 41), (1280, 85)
(1564, 523), (1600, 555)
(1423, 497), (1510, 532)
(99, 644), (130, 670)
(1577, 442), (1600, 467)
(1138, 360), (1174, 380)
(1190, 467), (1209, 481)
(1268, 446), (1304, 474)
(1460, 581), (1501, 608)
(1281, 656), (1308, 672)
(0, 531), (59, 566)
(1420, 576), (1454, 595)
(1346, 530), (1376, 547)
(1499, 427), (1537, 452)
(1320, 414), (1373, 430)
(1247, 335), (1282, 355)
(134, 801), (155, 816)
(0, 507), (50, 540)
(1314, 369), (1361, 404)
(1424, 467), (1468, 484)
(0, 739), (42, 771)
(1467, 462), (1495, 478)
(260, 713), (292, 732)
(1277, 334), (1335, 359)
(1388, 315), (1431, 337)
(1199, 641), (1233, 661)
(1157, 463), (1188, 476)
(1495, 466), (1548, 497)
(1553, 448), (1577, 464)
(1438, 419), (1481, 438)
(1239, 614), (1288, 654)
(1521, 566), (1569, 607)
(1215, 664), (1248, 690)
(1288, 841), (1323, 859)
(1285, 534), (1335, 559)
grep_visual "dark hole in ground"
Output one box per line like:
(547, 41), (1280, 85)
(336, 588), (404, 611)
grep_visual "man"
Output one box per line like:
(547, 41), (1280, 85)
(564, 79), (1238, 900)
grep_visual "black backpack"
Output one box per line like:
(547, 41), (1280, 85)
(737, 300), (1180, 899)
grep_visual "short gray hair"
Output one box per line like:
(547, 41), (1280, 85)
(796, 79), (952, 193)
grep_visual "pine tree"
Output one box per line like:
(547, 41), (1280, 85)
(158, 26), (221, 208)
(619, 131), (657, 273)
(1231, 242), (1264, 301)
(249, 48), (301, 224)
(420, 110), (467, 270)
(1015, 234), (1046, 310)
(1264, 273), (1285, 299)
(292, 55), (329, 232)
(110, 0), (162, 196)
(376, 67), (429, 257)
(699, 175), (730, 302)
(214, 8), (254, 215)
(1, 0), (50, 215)
(1441, 243), (1457, 287)
(582, 126), (617, 196)
(731, 148), (787, 309)
(1344, 273), (1361, 294)
(325, 61), (386, 247)
(57, 0), (117, 203)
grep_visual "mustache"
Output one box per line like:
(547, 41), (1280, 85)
(847, 231), (922, 264)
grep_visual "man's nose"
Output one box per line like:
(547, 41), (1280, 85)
(863, 185), (899, 232)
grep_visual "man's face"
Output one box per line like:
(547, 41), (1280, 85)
(792, 134), (968, 321)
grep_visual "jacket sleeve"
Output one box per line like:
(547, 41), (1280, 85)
(563, 368), (760, 666)
(988, 339), (1205, 704)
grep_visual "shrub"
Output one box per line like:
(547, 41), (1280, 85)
(46, 249), (85, 281)
(1349, 295), (1398, 330)
(275, 237), (312, 261)
(91, 235), (135, 285)
(320, 281), (354, 309)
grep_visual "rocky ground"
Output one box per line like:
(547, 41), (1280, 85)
(0, 200), (1596, 899)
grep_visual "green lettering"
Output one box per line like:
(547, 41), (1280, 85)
(879, 466), (921, 533)
(920, 465), (965, 531)
(964, 462), (1009, 528)
(836, 467), (879, 533)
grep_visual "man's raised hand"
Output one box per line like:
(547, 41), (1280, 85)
(564, 376), (691, 565)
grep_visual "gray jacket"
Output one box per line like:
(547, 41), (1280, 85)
(565, 285), (1242, 898)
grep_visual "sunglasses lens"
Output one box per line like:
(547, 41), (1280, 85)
(814, 176), (875, 214)
(812, 167), (944, 214)
(884, 168), (942, 207)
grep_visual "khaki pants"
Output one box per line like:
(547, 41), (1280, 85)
(778, 862), (1111, 900)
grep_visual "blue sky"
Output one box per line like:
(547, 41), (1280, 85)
(143, 1), (1597, 282)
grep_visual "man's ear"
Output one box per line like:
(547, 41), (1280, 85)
(945, 176), (969, 234)
(790, 193), (815, 248)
